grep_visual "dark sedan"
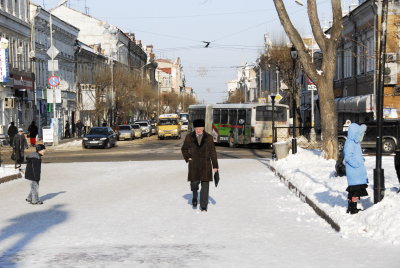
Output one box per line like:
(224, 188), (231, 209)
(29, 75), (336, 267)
(82, 127), (117, 149)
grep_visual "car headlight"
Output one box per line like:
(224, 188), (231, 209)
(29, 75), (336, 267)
(158, 130), (163, 134)
(173, 129), (178, 133)
(100, 137), (107, 140)
(83, 137), (88, 140)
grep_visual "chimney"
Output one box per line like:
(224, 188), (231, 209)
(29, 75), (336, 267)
(136, 40), (142, 48)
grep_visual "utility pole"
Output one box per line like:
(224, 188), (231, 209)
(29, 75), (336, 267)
(374, 0), (389, 204)
(49, 13), (58, 146)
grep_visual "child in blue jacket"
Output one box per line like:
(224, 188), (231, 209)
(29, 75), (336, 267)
(344, 123), (369, 214)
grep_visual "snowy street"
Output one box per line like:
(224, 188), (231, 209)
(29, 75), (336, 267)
(1, 158), (399, 267)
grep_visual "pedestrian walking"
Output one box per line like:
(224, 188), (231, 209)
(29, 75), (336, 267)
(395, 150), (400, 193)
(13, 128), (29, 169)
(181, 119), (219, 211)
(76, 120), (83, 137)
(7, 121), (18, 146)
(25, 144), (46, 205)
(65, 120), (71, 138)
(27, 121), (39, 146)
(344, 123), (369, 214)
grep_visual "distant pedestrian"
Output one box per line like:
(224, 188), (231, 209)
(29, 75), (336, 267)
(25, 144), (46, 205)
(7, 121), (18, 146)
(13, 128), (29, 169)
(102, 121), (107, 127)
(28, 121), (38, 146)
(395, 150), (400, 193)
(65, 121), (71, 138)
(76, 120), (83, 137)
(181, 119), (219, 211)
(344, 123), (368, 214)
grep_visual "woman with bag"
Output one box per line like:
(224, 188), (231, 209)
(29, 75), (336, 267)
(13, 128), (29, 169)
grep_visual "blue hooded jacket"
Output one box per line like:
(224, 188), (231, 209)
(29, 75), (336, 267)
(344, 123), (368, 186)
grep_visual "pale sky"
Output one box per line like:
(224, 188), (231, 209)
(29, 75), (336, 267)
(39, 0), (337, 104)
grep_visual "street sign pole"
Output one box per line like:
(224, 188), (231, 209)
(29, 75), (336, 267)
(49, 14), (59, 146)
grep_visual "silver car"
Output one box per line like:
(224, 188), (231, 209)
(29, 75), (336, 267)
(118, 125), (133, 140)
(131, 124), (142, 139)
(135, 121), (151, 137)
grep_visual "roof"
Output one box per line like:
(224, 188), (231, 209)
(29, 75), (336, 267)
(159, 68), (171, 74)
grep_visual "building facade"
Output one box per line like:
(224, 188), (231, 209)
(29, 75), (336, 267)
(0, 0), (32, 133)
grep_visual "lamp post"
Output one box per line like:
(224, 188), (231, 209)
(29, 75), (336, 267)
(271, 94), (276, 143)
(290, 45), (298, 154)
(374, 0), (389, 203)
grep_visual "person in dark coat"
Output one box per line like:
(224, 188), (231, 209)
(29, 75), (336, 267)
(25, 144), (46, 205)
(344, 123), (368, 214)
(13, 128), (29, 169)
(65, 121), (71, 138)
(76, 120), (83, 137)
(27, 121), (39, 146)
(181, 119), (219, 211)
(7, 121), (18, 146)
(395, 150), (400, 193)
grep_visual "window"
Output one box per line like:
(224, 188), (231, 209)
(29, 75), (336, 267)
(343, 43), (352, 78)
(238, 109), (246, 123)
(256, 106), (287, 122)
(221, 109), (228, 124)
(228, 109), (237, 125)
(14, 0), (19, 17)
(213, 109), (220, 124)
(357, 36), (365, 75)
(335, 52), (342, 80)
(366, 33), (375, 72)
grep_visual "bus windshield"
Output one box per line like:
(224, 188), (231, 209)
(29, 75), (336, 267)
(180, 113), (189, 121)
(256, 106), (287, 122)
(158, 119), (178, 125)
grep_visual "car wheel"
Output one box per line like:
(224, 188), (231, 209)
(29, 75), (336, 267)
(382, 139), (396, 154)
(338, 139), (345, 152)
(82, 144), (87, 149)
(104, 141), (111, 149)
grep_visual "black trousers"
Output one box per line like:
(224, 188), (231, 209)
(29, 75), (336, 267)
(190, 181), (209, 208)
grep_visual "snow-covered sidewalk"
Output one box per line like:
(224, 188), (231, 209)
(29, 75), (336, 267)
(271, 148), (400, 244)
(0, 159), (399, 267)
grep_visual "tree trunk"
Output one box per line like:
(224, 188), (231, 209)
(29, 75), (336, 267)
(317, 79), (338, 159)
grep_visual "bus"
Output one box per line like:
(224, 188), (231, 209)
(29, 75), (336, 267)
(188, 103), (290, 147)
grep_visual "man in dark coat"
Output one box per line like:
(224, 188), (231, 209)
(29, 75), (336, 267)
(395, 150), (400, 193)
(13, 128), (28, 169)
(76, 120), (83, 137)
(25, 144), (46, 205)
(7, 121), (18, 146)
(181, 119), (218, 211)
(28, 121), (39, 146)
(65, 121), (71, 138)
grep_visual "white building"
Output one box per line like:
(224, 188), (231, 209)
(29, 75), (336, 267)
(30, 2), (79, 138)
(0, 0), (32, 132)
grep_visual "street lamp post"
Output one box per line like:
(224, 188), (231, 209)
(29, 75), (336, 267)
(374, 0), (389, 203)
(290, 45), (298, 154)
(271, 95), (276, 143)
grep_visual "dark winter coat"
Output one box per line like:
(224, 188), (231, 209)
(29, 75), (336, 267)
(395, 151), (400, 184)
(28, 124), (38, 137)
(25, 152), (42, 182)
(181, 131), (219, 182)
(13, 134), (28, 164)
(7, 125), (18, 140)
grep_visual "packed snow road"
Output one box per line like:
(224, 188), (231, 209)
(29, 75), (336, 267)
(0, 159), (398, 267)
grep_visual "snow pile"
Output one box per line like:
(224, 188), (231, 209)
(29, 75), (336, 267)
(50, 140), (82, 151)
(0, 165), (19, 178)
(271, 148), (400, 244)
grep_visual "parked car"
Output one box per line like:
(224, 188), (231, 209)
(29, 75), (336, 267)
(82, 127), (117, 149)
(118, 125), (133, 141)
(338, 119), (400, 153)
(131, 124), (142, 139)
(135, 121), (151, 137)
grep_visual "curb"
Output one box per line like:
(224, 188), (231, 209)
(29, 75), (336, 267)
(266, 161), (341, 232)
(0, 172), (22, 184)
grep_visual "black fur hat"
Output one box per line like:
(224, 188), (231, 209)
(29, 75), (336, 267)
(193, 119), (205, 128)
(36, 144), (46, 152)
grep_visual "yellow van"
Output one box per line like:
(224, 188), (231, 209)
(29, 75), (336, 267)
(157, 114), (181, 140)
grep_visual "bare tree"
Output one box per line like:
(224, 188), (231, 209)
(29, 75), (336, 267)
(273, 0), (342, 159)
(227, 89), (245, 103)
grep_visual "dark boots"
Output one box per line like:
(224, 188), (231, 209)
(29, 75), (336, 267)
(192, 191), (198, 207)
(347, 201), (361, 214)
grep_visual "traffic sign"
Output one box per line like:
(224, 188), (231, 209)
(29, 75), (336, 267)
(48, 60), (59, 72)
(308, 78), (314, 85)
(48, 76), (60, 87)
(59, 80), (69, 90)
(47, 45), (59, 59)
(308, 85), (317, 91)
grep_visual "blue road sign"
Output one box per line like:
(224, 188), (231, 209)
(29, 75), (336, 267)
(48, 76), (60, 87)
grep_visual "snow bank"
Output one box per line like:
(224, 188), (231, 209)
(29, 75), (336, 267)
(271, 148), (400, 244)
(50, 140), (82, 151)
(0, 165), (19, 178)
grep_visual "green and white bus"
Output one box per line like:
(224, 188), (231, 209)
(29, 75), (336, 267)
(188, 103), (290, 147)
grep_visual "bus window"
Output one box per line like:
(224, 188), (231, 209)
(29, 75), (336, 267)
(213, 109), (221, 124)
(229, 109), (237, 125)
(238, 109), (246, 124)
(221, 109), (228, 124)
(256, 106), (287, 121)
(275, 107), (288, 121)
(246, 109), (251, 123)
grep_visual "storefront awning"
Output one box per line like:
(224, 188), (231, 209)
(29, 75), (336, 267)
(335, 94), (374, 113)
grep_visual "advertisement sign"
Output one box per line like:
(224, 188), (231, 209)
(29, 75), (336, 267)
(0, 38), (9, 83)
(42, 127), (54, 143)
